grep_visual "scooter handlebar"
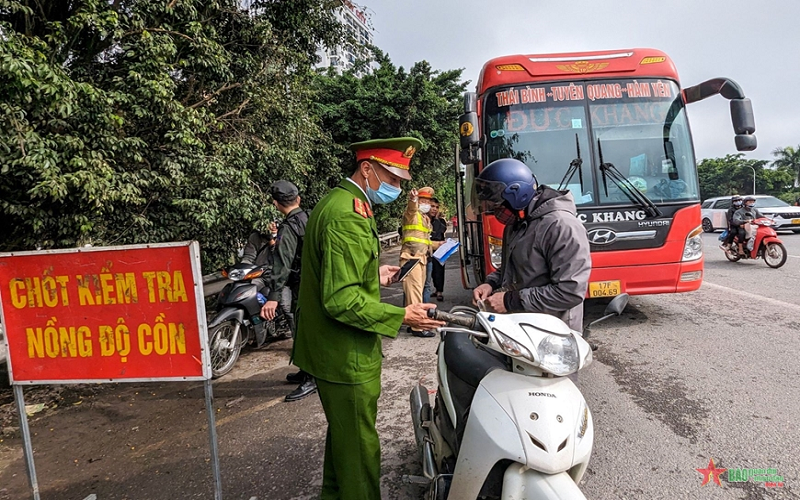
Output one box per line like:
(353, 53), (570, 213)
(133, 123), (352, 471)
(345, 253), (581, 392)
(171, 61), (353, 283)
(427, 309), (477, 329)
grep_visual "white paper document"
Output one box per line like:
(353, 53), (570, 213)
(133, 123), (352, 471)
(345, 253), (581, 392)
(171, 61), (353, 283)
(433, 238), (460, 264)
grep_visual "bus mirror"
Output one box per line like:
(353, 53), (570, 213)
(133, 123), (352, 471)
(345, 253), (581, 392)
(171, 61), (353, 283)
(735, 134), (757, 152)
(460, 145), (481, 165)
(730, 98), (755, 135)
(459, 112), (481, 164)
(459, 112), (479, 147)
(464, 92), (477, 113)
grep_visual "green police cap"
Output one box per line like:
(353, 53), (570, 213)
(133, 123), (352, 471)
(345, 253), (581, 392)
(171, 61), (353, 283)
(350, 137), (423, 181)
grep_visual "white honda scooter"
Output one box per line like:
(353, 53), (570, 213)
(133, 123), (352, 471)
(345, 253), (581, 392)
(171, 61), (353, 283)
(408, 295), (628, 499)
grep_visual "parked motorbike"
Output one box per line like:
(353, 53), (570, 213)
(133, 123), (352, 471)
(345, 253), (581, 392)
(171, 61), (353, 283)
(408, 295), (628, 500)
(723, 218), (787, 268)
(208, 262), (292, 378)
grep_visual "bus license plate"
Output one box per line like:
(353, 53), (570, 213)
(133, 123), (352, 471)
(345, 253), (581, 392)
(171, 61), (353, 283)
(589, 280), (621, 298)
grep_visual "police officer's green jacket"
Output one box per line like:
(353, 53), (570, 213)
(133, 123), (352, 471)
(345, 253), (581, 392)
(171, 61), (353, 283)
(293, 179), (406, 385)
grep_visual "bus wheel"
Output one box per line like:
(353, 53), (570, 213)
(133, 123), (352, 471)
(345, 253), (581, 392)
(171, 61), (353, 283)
(702, 218), (714, 233)
(764, 242), (787, 269)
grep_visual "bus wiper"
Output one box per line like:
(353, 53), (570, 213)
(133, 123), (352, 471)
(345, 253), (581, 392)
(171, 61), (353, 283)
(557, 134), (584, 193)
(597, 139), (663, 218)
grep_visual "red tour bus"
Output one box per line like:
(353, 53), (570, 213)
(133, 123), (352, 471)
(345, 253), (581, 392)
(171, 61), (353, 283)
(455, 48), (756, 297)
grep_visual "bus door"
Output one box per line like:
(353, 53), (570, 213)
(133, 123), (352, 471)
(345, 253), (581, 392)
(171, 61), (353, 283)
(454, 144), (484, 289)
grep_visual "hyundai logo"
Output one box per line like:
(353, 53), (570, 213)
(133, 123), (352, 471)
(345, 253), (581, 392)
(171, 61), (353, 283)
(587, 228), (617, 245)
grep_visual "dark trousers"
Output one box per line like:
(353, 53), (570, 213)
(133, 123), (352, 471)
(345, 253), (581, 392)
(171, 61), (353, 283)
(734, 226), (747, 245)
(432, 258), (445, 293)
(316, 377), (382, 500)
(277, 286), (295, 333)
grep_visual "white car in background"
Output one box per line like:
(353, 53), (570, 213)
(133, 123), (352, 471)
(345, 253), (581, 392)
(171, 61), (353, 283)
(701, 195), (800, 233)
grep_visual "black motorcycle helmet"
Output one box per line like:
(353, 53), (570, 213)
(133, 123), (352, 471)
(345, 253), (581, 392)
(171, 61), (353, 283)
(731, 195), (743, 208)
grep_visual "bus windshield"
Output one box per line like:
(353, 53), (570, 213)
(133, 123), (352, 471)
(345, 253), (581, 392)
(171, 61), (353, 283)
(483, 78), (699, 207)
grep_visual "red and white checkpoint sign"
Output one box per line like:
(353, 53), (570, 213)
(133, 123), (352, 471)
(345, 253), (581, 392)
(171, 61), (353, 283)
(0, 242), (210, 384)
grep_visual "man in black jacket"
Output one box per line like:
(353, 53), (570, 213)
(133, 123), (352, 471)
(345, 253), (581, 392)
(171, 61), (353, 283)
(428, 198), (448, 301)
(258, 180), (314, 401)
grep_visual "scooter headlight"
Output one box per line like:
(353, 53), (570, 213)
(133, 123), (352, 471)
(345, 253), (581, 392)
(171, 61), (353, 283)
(228, 269), (247, 281)
(494, 329), (535, 362)
(537, 334), (579, 376)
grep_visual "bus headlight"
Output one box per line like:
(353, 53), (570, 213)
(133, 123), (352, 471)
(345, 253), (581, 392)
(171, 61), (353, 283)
(682, 226), (703, 262)
(488, 235), (503, 269)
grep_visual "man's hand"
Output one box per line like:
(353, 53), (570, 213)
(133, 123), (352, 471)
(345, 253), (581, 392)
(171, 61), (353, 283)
(472, 283), (493, 305)
(380, 265), (401, 286)
(260, 300), (279, 321)
(484, 292), (507, 313)
(404, 303), (445, 331)
(409, 188), (418, 202)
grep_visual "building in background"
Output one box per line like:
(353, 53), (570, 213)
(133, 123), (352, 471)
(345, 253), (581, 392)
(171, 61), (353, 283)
(316, 1), (373, 74)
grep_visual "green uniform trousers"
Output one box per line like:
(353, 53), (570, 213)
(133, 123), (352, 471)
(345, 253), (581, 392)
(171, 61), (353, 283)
(317, 376), (383, 500)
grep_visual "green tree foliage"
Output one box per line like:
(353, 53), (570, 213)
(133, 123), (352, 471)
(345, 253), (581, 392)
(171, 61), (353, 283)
(697, 154), (793, 200)
(771, 145), (800, 194)
(312, 48), (468, 231)
(0, 0), (344, 270)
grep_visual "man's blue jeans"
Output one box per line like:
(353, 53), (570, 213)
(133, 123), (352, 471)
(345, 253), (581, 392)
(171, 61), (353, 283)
(423, 260), (433, 303)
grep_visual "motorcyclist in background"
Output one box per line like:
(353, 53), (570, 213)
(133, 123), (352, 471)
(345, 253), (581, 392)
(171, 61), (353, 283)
(732, 196), (764, 254)
(720, 195), (743, 250)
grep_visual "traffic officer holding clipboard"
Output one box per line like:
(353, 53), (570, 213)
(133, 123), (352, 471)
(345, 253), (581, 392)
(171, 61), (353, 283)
(292, 137), (444, 500)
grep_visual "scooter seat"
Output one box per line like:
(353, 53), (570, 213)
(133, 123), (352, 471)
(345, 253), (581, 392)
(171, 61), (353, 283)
(444, 332), (508, 389)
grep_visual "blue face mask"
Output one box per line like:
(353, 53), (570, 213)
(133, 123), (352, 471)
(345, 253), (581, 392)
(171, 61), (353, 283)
(366, 169), (402, 205)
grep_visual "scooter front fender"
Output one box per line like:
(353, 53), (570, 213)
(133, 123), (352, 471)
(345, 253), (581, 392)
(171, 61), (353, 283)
(761, 236), (782, 245)
(502, 464), (587, 500)
(447, 370), (591, 500)
(208, 308), (245, 328)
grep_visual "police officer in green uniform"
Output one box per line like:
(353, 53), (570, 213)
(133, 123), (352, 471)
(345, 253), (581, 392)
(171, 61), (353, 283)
(292, 137), (445, 500)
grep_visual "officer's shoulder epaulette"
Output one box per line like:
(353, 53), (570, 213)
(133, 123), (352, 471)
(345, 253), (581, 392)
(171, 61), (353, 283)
(353, 198), (373, 219)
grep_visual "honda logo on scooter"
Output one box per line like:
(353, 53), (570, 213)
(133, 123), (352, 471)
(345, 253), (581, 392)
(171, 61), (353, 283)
(529, 392), (557, 398)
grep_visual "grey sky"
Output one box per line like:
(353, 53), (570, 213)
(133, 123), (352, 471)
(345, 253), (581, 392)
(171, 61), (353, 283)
(365, 0), (798, 163)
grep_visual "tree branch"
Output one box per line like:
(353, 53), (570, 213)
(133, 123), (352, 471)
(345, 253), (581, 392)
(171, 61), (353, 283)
(216, 98), (251, 120)
(188, 83), (242, 109)
(122, 28), (195, 42)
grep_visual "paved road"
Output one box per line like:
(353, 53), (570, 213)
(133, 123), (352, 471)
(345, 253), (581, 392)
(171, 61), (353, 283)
(0, 234), (798, 499)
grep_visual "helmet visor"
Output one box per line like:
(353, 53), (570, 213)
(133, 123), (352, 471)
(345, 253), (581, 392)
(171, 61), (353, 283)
(472, 178), (507, 214)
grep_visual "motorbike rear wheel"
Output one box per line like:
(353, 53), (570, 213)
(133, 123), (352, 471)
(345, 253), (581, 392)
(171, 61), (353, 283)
(209, 320), (242, 378)
(764, 242), (787, 268)
(724, 248), (741, 262)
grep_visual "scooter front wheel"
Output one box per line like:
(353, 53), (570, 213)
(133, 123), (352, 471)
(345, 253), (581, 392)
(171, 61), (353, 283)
(209, 320), (242, 378)
(764, 242), (787, 268)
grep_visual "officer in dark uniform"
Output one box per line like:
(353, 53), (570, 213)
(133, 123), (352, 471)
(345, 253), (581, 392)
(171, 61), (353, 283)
(258, 180), (313, 401)
(292, 137), (444, 500)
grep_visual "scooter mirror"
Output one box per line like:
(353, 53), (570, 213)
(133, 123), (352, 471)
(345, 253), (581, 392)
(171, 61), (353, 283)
(604, 293), (629, 316)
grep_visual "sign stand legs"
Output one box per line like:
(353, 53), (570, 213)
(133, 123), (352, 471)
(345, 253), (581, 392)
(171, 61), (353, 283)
(204, 379), (223, 500)
(14, 386), (40, 500)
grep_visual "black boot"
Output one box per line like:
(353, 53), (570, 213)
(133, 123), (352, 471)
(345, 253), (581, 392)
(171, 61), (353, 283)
(286, 370), (305, 384)
(285, 377), (317, 402)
